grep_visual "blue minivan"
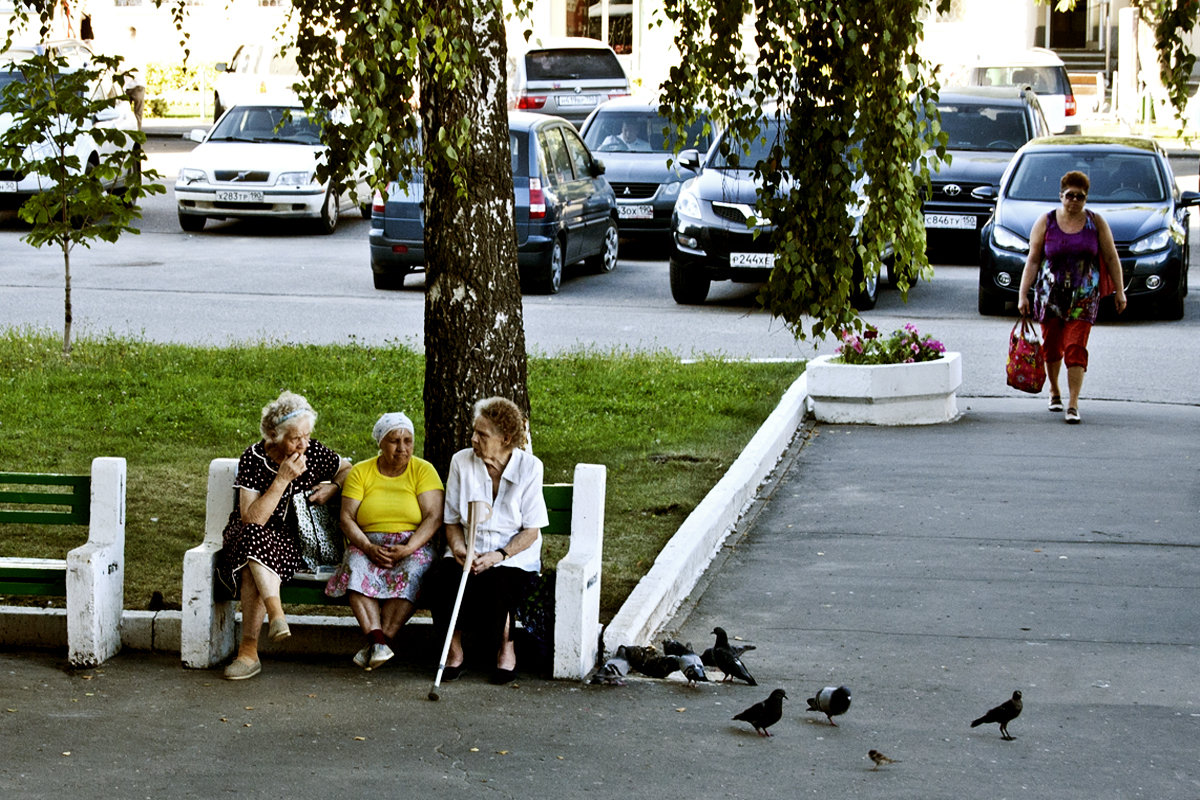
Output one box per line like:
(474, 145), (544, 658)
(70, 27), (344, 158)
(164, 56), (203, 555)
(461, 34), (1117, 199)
(369, 111), (619, 294)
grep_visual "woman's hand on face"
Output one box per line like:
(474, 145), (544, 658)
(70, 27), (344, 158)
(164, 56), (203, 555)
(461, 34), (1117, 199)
(278, 452), (307, 483)
(306, 481), (338, 505)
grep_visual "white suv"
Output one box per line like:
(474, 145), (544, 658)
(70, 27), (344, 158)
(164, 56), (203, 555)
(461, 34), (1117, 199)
(944, 49), (1079, 135)
(212, 43), (299, 121)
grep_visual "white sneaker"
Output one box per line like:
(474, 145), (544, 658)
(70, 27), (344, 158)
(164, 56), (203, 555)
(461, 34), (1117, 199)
(367, 643), (394, 671)
(353, 645), (371, 669)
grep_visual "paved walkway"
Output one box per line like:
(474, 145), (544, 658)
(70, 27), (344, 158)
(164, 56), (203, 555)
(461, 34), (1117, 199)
(3, 397), (1198, 798)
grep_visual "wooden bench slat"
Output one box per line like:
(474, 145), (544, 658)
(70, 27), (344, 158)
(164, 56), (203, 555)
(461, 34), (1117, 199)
(0, 474), (91, 526)
(0, 577), (69, 595)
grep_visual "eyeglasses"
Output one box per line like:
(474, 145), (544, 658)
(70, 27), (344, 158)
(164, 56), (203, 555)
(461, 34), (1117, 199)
(1062, 191), (1087, 201)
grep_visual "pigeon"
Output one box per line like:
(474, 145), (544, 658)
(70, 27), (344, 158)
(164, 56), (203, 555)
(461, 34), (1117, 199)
(710, 626), (757, 685)
(673, 652), (709, 685)
(620, 645), (657, 675)
(971, 690), (1023, 740)
(732, 688), (787, 736)
(662, 639), (691, 656)
(637, 652), (682, 679)
(868, 749), (900, 770)
(806, 685), (852, 726)
(589, 647), (631, 685)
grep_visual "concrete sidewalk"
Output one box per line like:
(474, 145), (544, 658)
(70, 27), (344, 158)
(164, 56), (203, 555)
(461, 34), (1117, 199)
(3, 396), (1198, 798)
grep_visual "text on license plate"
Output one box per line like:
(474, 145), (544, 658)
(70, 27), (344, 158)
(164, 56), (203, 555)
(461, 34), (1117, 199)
(618, 204), (653, 220)
(557, 95), (597, 108)
(730, 252), (775, 268)
(0, 181), (17, 193)
(216, 190), (264, 203)
(924, 213), (976, 230)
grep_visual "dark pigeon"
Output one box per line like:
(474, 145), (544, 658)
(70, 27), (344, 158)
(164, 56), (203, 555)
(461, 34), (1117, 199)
(971, 690), (1023, 740)
(733, 688), (787, 736)
(589, 647), (631, 685)
(806, 685), (852, 726)
(710, 626), (757, 685)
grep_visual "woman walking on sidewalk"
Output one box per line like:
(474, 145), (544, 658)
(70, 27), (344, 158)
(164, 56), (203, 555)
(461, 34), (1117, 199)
(1017, 170), (1126, 423)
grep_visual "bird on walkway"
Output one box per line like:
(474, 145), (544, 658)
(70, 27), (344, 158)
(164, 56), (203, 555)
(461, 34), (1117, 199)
(662, 639), (691, 656)
(971, 690), (1023, 740)
(660, 641), (708, 684)
(867, 749), (900, 770)
(589, 647), (631, 685)
(733, 688), (787, 736)
(620, 645), (656, 675)
(710, 626), (757, 685)
(637, 652), (682, 679)
(805, 685), (852, 726)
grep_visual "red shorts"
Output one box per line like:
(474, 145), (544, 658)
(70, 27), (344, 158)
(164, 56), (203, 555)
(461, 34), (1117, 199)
(1040, 318), (1091, 369)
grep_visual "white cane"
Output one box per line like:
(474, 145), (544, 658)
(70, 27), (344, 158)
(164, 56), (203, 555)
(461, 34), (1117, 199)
(428, 499), (491, 700)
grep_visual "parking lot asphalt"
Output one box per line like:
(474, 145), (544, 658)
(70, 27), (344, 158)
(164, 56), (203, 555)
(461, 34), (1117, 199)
(3, 396), (1197, 798)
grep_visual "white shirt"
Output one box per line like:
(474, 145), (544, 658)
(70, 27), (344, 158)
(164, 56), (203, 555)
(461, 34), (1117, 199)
(443, 447), (548, 573)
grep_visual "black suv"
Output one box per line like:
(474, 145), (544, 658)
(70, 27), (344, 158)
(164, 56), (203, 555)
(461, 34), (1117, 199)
(923, 86), (1050, 258)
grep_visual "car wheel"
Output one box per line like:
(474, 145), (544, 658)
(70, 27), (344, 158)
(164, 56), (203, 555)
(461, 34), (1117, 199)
(372, 271), (406, 290)
(851, 264), (878, 310)
(669, 258), (710, 304)
(534, 239), (564, 294)
(360, 202), (372, 220)
(977, 286), (1006, 316)
(178, 212), (206, 232)
(1158, 278), (1185, 320)
(586, 219), (619, 273)
(886, 257), (918, 288)
(317, 188), (339, 235)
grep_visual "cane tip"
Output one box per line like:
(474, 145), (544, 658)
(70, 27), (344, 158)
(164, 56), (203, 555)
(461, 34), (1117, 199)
(428, 689), (440, 701)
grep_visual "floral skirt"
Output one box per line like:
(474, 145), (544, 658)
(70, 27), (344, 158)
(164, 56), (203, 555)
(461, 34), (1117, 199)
(324, 531), (434, 603)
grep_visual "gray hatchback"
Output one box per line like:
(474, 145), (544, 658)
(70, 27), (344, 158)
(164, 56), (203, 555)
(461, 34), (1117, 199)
(506, 37), (630, 128)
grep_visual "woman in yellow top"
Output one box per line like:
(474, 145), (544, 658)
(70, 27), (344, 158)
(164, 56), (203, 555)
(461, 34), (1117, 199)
(325, 412), (444, 670)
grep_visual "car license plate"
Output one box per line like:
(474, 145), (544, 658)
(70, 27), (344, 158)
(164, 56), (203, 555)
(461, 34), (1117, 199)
(618, 204), (653, 220)
(557, 94), (597, 108)
(216, 190), (264, 203)
(0, 181), (16, 193)
(730, 252), (775, 268)
(924, 213), (976, 230)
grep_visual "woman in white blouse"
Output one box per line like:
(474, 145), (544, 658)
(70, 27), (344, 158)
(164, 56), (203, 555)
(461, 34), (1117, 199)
(427, 397), (548, 685)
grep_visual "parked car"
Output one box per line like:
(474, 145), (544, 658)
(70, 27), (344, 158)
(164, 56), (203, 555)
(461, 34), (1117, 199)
(947, 49), (1079, 135)
(922, 86), (1051, 256)
(0, 40), (139, 209)
(668, 115), (890, 308)
(369, 111), (619, 293)
(976, 135), (1199, 319)
(506, 37), (630, 128)
(212, 43), (299, 121)
(174, 103), (369, 234)
(579, 97), (714, 237)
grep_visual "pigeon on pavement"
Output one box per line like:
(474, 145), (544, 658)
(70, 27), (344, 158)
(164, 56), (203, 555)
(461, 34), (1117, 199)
(868, 749), (900, 770)
(733, 689), (787, 736)
(673, 652), (709, 685)
(806, 685), (852, 726)
(971, 690), (1023, 740)
(589, 647), (631, 685)
(710, 627), (757, 685)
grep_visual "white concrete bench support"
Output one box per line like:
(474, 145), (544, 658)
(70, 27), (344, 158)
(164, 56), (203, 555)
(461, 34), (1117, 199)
(65, 456), (128, 666)
(180, 458), (238, 668)
(553, 463), (606, 680)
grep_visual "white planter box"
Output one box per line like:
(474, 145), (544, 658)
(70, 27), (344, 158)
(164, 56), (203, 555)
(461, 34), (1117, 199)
(806, 352), (962, 425)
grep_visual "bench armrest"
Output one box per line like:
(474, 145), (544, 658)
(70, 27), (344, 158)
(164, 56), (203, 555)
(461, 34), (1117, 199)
(181, 458), (239, 668)
(64, 457), (126, 667)
(553, 463), (606, 680)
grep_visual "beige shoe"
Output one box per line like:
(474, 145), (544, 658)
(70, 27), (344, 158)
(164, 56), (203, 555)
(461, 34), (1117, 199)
(223, 658), (262, 681)
(268, 617), (291, 642)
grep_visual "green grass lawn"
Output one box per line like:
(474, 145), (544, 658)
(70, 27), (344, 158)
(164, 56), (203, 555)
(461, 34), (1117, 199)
(0, 330), (802, 620)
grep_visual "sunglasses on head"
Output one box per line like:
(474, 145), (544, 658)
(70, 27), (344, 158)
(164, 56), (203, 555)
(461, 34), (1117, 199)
(1062, 191), (1087, 201)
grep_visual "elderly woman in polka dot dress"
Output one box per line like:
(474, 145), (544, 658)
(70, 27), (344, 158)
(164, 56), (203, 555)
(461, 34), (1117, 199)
(218, 391), (351, 680)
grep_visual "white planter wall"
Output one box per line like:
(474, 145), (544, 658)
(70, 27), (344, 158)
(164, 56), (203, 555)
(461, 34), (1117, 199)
(806, 352), (963, 425)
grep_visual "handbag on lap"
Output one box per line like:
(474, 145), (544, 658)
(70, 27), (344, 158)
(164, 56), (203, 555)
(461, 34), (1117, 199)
(291, 492), (343, 571)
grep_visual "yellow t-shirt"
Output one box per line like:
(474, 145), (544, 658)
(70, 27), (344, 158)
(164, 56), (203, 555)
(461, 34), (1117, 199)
(343, 455), (443, 533)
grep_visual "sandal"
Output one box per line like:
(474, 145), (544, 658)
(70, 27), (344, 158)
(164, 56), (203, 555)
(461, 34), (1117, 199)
(1065, 407), (1081, 424)
(1048, 396), (1063, 413)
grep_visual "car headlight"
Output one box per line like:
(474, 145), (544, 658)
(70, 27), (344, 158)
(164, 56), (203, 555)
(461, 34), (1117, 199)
(276, 171), (315, 186)
(675, 187), (701, 219)
(177, 168), (207, 185)
(661, 181), (681, 199)
(992, 225), (1029, 254)
(1129, 228), (1171, 254)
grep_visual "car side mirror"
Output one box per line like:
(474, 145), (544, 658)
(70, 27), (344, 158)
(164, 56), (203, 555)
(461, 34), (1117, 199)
(186, 128), (208, 144)
(971, 185), (999, 202)
(215, 62), (228, 73)
(1179, 189), (1200, 208)
(590, 159), (606, 177)
(679, 149), (701, 172)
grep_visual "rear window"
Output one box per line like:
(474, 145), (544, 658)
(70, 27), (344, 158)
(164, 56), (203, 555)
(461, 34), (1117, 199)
(974, 66), (1070, 95)
(938, 104), (1032, 151)
(525, 48), (625, 81)
(1007, 152), (1166, 202)
(584, 110), (712, 153)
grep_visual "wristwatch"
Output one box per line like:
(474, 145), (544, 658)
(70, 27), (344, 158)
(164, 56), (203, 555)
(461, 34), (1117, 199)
(497, 547), (509, 561)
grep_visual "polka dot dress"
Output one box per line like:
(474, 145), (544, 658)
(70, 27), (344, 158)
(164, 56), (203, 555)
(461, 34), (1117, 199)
(217, 440), (342, 598)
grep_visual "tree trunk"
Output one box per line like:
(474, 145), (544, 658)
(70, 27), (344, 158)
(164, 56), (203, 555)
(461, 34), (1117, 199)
(420, 0), (528, 478)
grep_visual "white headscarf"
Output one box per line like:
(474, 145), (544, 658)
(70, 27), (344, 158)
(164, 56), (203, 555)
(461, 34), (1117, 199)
(372, 412), (414, 445)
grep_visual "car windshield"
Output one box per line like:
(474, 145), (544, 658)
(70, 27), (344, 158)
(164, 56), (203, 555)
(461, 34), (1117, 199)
(209, 106), (322, 145)
(1007, 152), (1167, 203)
(583, 111), (711, 154)
(976, 66), (1068, 95)
(525, 48), (624, 80)
(708, 118), (788, 170)
(938, 103), (1031, 151)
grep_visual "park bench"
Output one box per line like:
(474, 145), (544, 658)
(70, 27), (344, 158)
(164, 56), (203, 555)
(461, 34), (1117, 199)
(0, 457), (127, 667)
(182, 457), (606, 679)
